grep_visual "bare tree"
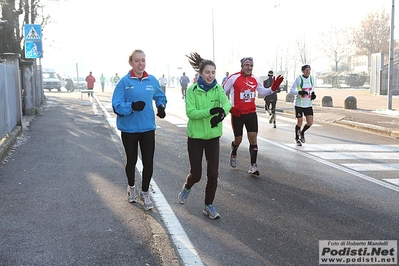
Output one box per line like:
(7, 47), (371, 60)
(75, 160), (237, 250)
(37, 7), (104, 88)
(26, 0), (52, 29)
(276, 44), (291, 78)
(0, 0), (54, 55)
(293, 34), (318, 80)
(351, 8), (390, 55)
(0, 0), (23, 53)
(296, 35), (310, 65)
(319, 25), (353, 72)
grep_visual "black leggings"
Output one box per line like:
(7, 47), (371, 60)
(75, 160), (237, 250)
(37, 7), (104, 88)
(185, 137), (220, 205)
(265, 100), (276, 114)
(121, 130), (155, 192)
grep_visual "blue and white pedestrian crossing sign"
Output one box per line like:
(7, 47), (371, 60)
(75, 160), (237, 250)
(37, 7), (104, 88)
(24, 24), (42, 40)
(24, 24), (43, 58)
(25, 41), (43, 58)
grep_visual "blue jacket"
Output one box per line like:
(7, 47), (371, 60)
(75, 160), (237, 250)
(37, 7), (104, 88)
(112, 70), (167, 133)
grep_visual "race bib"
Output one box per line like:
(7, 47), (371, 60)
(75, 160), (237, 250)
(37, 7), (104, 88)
(240, 91), (255, 102)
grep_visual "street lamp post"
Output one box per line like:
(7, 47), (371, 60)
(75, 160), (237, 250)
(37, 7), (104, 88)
(387, 0), (395, 110)
(212, 6), (215, 62)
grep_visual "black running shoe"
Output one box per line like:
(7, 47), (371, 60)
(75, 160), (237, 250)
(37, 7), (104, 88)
(300, 132), (305, 143)
(296, 139), (302, 146)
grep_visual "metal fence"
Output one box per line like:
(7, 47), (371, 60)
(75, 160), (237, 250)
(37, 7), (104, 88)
(0, 61), (19, 140)
(0, 53), (44, 145)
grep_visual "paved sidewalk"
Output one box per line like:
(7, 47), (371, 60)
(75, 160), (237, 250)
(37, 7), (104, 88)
(256, 88), (399, 139)
(0, 93), (179, 265)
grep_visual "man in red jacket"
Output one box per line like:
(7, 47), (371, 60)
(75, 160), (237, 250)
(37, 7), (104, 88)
(85, 71), (96, 97)
(223, 57), (283, 176)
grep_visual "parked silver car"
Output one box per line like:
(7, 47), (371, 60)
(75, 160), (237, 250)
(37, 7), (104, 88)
(42, 68), (61, 92)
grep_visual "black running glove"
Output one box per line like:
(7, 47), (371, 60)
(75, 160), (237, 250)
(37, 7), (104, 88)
(298, 90), (308, 96)
(210, 107), (224, 115)
(311, 91), (316, 100)
(210, 113), (225, 128)
(131, 101), (146, 111)
(156, 105), (166, 118)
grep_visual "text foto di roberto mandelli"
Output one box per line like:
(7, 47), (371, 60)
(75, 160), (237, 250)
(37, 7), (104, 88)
(319, 240), (397, 265)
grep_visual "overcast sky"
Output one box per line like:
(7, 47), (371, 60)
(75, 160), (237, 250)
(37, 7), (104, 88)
(41, 0), (392, 81)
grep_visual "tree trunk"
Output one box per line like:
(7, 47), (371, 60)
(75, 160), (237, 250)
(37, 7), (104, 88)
(0, 0), (23, 54)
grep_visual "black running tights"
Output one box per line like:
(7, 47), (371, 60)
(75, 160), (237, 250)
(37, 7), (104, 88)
(121, 130), (155, 192)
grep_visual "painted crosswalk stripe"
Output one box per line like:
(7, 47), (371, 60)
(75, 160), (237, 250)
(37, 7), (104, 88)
(342, 163), (399, 171)
(288, 144), (399, 172)
(384, 179), (399, 185)
(295, 144), (399, 152)
(308, 152), (399, 160)
(164, 115), (187, 127)
(265, 138), (399, 192)
(258, 115), (321, 126)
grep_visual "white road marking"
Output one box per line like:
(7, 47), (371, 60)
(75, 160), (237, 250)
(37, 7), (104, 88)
(165, 115), (187, 125)
(308, 152), (399, 160)
(295, 144), (399, 152)
(299, 144), (399, 172)
(97, 95), (399, 263)
(384, 179), (399, 185)
(342, 163), (399, 171)
(258, 115), (321, 126)
(259, 138), (399, 193)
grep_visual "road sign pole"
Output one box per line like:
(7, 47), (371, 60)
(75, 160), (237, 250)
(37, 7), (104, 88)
(387, 0), (395, 110)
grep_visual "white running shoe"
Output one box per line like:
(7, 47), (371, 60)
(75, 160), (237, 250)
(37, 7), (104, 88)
(178, 185), (191, 205)
(127, 186), (137, 203)
(140, 191), (154, 210)
(203, 204), (220, 219)
(229, 155), (237, 168)
(248, 164), (259, 176)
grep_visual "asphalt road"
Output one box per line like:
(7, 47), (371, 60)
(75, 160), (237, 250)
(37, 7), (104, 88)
(1, 87), (398, 266)
(97, 87), (399, 266)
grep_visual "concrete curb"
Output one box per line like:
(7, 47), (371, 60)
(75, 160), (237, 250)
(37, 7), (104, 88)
(257, 103), (399, 139)
(0, 116), (35, 163)
(0, 126), (22, 163)
(335, 120), (399, 139)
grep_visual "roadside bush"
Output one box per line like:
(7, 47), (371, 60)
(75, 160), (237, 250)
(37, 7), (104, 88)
(319, 72), (339, 86)
(344, 72), (368, 87)
(319, 72), (369, 87)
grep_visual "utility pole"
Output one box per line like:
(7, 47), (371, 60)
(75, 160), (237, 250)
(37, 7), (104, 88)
(212, 6), (215, 62)
(387, 0), (395, 110)
(76, 63), (79, 89)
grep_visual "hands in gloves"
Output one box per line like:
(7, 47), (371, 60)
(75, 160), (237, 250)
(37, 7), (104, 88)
(210, 107), (225, 127)
(229, 107), (241, 117)
(298, 90), (308, 96)
(210, 113), (225, 128)
(132, 101), (146, 111)
(156, 105), (166, 118)
(271, 75), (284, 91)
(210, 107), (224, 115)
(311, 91), (316, 100)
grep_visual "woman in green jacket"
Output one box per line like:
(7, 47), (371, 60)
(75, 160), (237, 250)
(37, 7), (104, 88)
(178, 52), (232, 219)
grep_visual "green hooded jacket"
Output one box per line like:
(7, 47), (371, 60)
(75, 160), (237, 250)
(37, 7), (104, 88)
(186, 83), (232, 140)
